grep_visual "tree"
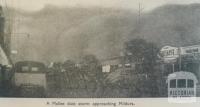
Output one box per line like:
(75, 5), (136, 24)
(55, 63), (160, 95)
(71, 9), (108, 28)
(125, 38), (159, 73)
(80, 54), (104, 96)
(124, 38), (160, 97)
(80, 54), (102, 77)
(61, 60), (80, 89)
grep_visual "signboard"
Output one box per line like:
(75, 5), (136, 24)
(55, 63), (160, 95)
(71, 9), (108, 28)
(160, 46), (179, 62)
(160, 45), (200, 62)
(181, 45), (200, 55)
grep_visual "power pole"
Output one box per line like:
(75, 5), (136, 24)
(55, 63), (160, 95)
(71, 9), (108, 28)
(178, 47), (182, 71)
(137, 2), (144, 39)
(138, 3), (143, 25)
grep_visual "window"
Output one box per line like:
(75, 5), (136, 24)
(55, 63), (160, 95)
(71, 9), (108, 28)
(187, 79), (194, 88)
(31, 67), (39, 72)
(177, 79), (186, 88)
(22, 66), (29, 72)
(170, 79), (176, 88)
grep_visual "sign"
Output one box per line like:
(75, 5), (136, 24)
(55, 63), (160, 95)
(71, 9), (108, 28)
(181, 45), (200, 55)
(160, 46), (179, 58)
(160, 45), (200, 62)
(160, 46), (179, 62)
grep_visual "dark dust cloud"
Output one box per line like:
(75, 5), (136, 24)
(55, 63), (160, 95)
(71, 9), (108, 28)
(9, 4), (200, 63)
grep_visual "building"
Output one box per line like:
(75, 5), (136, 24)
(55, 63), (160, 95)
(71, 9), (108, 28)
(160, 45), (200, 96)
(159, 45), (200, 77)
(101, 56), (123, 73)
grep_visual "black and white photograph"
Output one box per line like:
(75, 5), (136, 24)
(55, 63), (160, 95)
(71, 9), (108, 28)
(0, 0), (200, 105)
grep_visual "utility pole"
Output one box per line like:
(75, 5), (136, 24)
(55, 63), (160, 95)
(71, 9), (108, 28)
(178, 47), (182, 71)
(138, 3), (142, 25)
(137, 2), (144, 39)
(178, 33), (184, 71)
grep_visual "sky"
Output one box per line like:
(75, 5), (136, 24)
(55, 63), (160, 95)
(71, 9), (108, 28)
(1, 0), (200, 11)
